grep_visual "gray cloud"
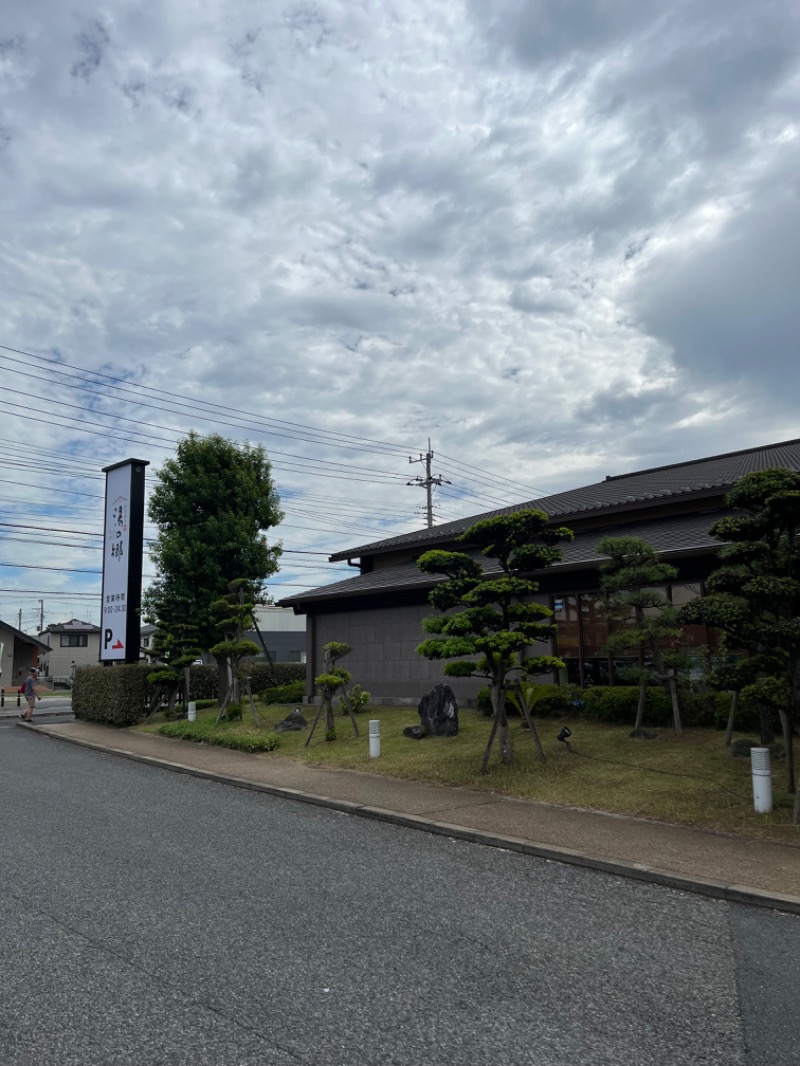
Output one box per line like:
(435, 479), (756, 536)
(1, 0), (799, 620)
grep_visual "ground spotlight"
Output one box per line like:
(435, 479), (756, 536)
(557, 727), (572, 743)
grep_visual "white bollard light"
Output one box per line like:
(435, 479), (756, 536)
(750, 747), (773, 813)
(187, 701), (197, 722)
(369, 719), (380, 759)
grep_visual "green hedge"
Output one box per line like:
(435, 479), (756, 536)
(577, 686), (776, 732)
(476, 684), (581, 718)
(73, 664), (151, 726)
(188, 663), (306, 700)
(261, 681), (306, 704)
(73, 662), (307, 726)
(473, 682), (776, 733)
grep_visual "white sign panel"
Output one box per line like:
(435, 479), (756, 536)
(101, 464), (133, 661)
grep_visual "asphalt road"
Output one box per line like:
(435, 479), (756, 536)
(2, 723), (798, 1066)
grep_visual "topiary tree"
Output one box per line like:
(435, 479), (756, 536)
(596, 535), (684, 736)
(678, 468), (800, 815)
(144, 594), (202, 717)
(211, 579), (262, 724)
(416, 509), (573, 772)
(306, 642), (360, 745)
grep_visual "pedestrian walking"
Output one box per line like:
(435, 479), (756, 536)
(21, 667), (41, 722)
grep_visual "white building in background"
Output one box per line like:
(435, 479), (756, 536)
(38, 619), (101, 680)
(252, 605), (307, 663)
(139, 607), (307, 665)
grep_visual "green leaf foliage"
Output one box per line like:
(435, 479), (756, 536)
(144, 433), (282, 655)
(416, 508), (574, 769)
(678, 469), (800, 781)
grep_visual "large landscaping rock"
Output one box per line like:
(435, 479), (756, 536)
(274, 708), (308, 732)
(417, 684), (458, 737)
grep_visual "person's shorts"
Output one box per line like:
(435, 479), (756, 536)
(25, 694), (36, 710)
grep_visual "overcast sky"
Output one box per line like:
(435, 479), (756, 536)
(1, 0), (799, 632)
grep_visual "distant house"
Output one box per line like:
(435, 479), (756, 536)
(0, 620), (50, 690)
(139, 607), (306, 665)
(280, 438), (800, 703)
(140, 623), (158, 659)
(38, 619), (101, 680)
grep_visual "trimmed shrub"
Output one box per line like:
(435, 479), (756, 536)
(73, 664), (151, 726)
(580, 686), (672, 726)
(477, 684), (579, 718)
(189, 662), (306, 700)
(533, 685), (582, 717)
(262, 681), (306, 704)
(158, 720), (280, 752)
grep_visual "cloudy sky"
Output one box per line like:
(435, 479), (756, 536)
(1, 0), (799, 632)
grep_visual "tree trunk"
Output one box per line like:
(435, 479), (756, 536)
(493, 679), (512, 766)
(724, 691), (738, 746)
(634, 679), (646, 731)
(480, 712), (500, 774)
(668, 674), (682, 736)
(759, 705), (775, 746)
(324, 695), (335, 733)
(518, 694), (547, 764)
(793, 784), (800, 826)
(778, 707), (795, 795)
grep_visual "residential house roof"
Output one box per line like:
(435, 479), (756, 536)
(41, 619), (101, 634)
(0, 619), (51, 651)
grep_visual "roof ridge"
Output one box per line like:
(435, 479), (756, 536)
(603, 437), (800, 483)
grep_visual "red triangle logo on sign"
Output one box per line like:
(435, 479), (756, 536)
(112, 639), (124, 649)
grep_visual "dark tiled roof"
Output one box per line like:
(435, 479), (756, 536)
(328, 437), (800, 562)
(282, 510), (724, 607)
(45, 619), (100, 633)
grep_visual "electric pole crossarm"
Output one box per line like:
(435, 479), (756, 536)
(408, 439), (451, 528)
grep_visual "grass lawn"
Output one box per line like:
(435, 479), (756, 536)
(134, 702), (800, 844)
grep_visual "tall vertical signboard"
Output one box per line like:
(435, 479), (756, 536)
(100, 459), (149, 664)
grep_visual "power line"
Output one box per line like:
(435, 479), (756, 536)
(0, 343), (415, 456)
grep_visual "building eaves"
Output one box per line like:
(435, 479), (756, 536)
(0, 619), (52, 652)
(282, 510), (723, 608)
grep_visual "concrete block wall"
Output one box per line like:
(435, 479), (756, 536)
(310, 603), (484, 703)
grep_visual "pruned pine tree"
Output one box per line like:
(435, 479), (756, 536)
(211, 579), (262, 723)
(597, 536), (684, 736)
(144, 595), (202, 717)
(678, 468), (800, 813)
(307, 641), (358, 745)
(416, 510), (573, 772)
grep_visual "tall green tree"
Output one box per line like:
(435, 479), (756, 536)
(416, 510), (573, 772)
(678, 468), (800, 812)
(597, 536), (684, 735)
(144, 433), (283, 685)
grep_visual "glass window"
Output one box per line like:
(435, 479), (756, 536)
(670, 583), (702, 606)
(553, 595), (579, 657)
(580, 593), (609, 655)
(60, 634), (88, 647)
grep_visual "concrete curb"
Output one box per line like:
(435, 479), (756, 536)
(20, 722), (800, 917)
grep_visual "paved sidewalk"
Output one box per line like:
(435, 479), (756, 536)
(20, 719), (800, 915)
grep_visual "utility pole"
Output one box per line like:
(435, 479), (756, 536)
(39, 599), (45, 634)
(17, 608), (23, 631)
(408, 439), (451, 528)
